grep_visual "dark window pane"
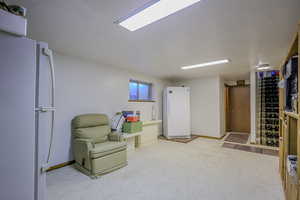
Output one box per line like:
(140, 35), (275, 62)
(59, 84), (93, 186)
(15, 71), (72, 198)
(129, 82), (138, 100)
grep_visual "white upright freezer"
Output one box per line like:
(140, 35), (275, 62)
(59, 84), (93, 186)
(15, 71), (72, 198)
(163, 87), (191, 139)
(0, 31), (55, 200)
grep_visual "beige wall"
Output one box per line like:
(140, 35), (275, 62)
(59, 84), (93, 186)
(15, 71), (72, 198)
(174, 76), (225, 138)
(51, 52), (169, 166)
(219, 77), (226, 137)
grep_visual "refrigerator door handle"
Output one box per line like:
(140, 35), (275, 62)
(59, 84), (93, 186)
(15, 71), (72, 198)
(42, 47), (55, 168)
(167, 97), (170, 116)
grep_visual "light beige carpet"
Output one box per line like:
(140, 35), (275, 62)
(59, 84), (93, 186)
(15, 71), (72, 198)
(47, 138), (284, 200)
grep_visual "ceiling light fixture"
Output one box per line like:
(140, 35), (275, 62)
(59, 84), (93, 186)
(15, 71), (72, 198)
(255, 62), (271, 70)
(116, 0), (202, 31)
(181, 59), (231, 70)
(256, 62), (270, 68)
(257, 66), (271, 70)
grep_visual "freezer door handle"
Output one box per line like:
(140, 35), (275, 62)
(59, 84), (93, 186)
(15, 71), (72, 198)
(42, 47), (55, 109)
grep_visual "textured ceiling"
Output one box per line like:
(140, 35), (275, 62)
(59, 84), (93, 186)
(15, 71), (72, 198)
(10, 0), (300, 80)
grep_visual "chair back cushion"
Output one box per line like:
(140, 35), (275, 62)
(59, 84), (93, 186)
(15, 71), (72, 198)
(72, 114), (110, 143)
(72, 114), (109, 128)
(73, 126), (110, 143)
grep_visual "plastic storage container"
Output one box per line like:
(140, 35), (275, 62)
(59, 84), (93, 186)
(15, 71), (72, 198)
(0, 9), (27, 36)
(122, 122), (143, 133)
(287, 155), (297, 177)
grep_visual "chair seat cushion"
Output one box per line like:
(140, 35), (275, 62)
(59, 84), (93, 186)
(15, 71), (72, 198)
(90, 141), (127, 159)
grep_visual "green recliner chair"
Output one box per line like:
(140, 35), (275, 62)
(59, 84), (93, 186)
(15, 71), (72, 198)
(72, 114), (127, 178)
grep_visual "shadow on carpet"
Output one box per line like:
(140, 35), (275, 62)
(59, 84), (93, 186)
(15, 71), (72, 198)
(222, 143), (278, 156)
(159, 135), (199, 144)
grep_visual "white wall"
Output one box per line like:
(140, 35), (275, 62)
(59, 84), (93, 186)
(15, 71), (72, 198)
(51, 52), (169, 166)
(219, 77), (226, 137)
(175, 76), (225, 138)
(250, 71), (256, 143)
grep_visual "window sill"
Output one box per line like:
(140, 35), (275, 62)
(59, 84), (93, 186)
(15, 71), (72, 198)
(128, 100), (156, 103)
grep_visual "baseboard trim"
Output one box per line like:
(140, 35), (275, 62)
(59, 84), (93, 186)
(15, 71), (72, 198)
(220, 134), (227, 140)
(47, 160), (75, 172)
(196, 134), (226, 140)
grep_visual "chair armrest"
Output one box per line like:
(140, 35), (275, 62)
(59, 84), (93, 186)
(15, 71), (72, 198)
(73, 138), (94, 150)
(73, 139), (94, 168)
(108, 132), (125, 142)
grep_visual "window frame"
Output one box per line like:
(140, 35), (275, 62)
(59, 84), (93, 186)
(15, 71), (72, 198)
(129, 79), (155, 102)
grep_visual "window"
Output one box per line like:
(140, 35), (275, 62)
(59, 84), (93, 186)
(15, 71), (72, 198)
(129, 80), (153, 101)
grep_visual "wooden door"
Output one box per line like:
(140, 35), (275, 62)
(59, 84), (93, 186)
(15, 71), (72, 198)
(225, 86), (231, 132)
(229, 86), (250, 132)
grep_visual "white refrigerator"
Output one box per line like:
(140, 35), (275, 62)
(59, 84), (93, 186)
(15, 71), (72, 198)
(163, 87), (191, 138)
(0, 31), (55, 200)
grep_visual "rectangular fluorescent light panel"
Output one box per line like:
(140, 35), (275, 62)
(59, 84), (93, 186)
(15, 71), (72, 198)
(118, 0), (202, 31)
(181, 59), (230, 70)
(257, 66), (271, 70)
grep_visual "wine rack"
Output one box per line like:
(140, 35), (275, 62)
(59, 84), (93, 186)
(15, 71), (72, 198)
(256, 71), (280, 147)
(278, 22), (299, 200)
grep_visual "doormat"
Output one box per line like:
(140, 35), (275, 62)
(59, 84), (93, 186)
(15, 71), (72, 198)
(224, 133), (249, 144)
(159, 135), (199, 144)
(222, 143), (278, 156)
